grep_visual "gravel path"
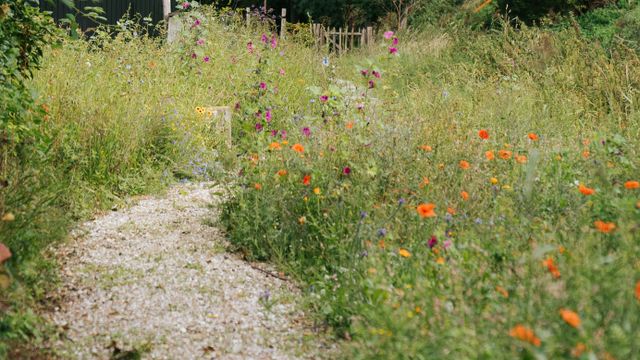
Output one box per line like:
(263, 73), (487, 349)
(46, 182), (332, 359)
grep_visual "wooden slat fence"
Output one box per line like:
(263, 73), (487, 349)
(311, 24), (374, 55)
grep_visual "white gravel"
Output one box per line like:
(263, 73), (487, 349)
(46, 182), (333, 359)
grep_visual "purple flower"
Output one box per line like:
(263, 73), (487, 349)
(361, 69), (369, 76)
(428, 236), (438, 249)
(193, 19), (201, 27)
(360, 211), (368, 219)
(270, 35), (278, 49)
(203, 56), (210, 63)
(280, 130), (287, 139)
(196, 38), (204, 45)
(261, 34), (269, 44)
(342, 166), (351, 175)
(377, 228), (387, 237)
(270, 130), (278, 136)
(259, 82), (267, 90)
(384, 31), (394, 39)
(398, 198), (406, 205)
(368, 80), (375, 89)
(320, 95), (329, 103)
(259, 289), (271, 302)
(372, 70), (381, 79)
(255, 111), (262, 118)
(389, 47), (398, 55)
(302, 127), (311, 137)
(191, 53), (197, 59)
(393, 37), (399, 46)
(265, 109), (272, 122)
(255, 123), (263, 132)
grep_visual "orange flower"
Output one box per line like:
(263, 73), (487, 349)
(436, 257), (445, 264)
(446, 207), (456, 215)
(509, 325), (541, 347)
(291, 143), (305, 153)
(398, 248), (411, 258)
(594, 220), (616, 233)
(459, 160), (470, 170)
(485, 150), (495, 161)
(419, 145), (432, 152)
(571, 343), (587, 358)
(419, 177), (430, 189)
(269, 142), (282, 150)
(277, 169), (288, 177)
(254, 183), (262, 190)
(298, 216), (306, 225)
(313, 187), (321, 195)
(478, 129), (489, 140)
(498, 150), (512, 160)
(624, 180), (639, 189)
(417, 203), (436, 218)
(543, 257), (561, 279)
(303, 174), (311, 186)
(560, 309), (581, 328)
(528, 133), (539, 141)
(581, 150), (590, 159)
(346, 122), (354, 129)
(496, 286), (509, 298)
(635, 281), (640, 301)
(515, 155), (528, 164)
(578, 184), (596, 196)
(460, 191), (469, 201)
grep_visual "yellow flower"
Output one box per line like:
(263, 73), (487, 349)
(313, 187), (321, 195)
(398, 248), (411, 258)
(298, 216), (306, 225)
(436, 257), (445, 264)
(490, 177), (498, 184)
(1, 213), (15, 222)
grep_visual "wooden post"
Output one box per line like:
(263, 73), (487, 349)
(245, 7), (250, 26)
(162, 0), (171, 20)
(338, 27), (342, 56)
(360, 27), (365, 47)
(367, 26), (373, 47)
(280, 8), (287, 39)
(350, 26), (354, 52)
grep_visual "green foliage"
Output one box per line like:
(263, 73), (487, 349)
(496, 0), (617, 23)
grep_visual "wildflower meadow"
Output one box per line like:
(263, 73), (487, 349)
(1, 1), (639, 358)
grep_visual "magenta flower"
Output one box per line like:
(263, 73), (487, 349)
(384, 31), (394, 39)
(372, 70), (381, 78)
(342, 166), (351, 175)
(389, 47), (398, 55)
(259, 82), (267, 90)
(261, 34), (269, 44)
(182, 2), (190, 9)
(357, 103), (365, 110)
(192, 19), (201, 27)
(255, 123), (263, 132)
(270, 35), (278, 49)
(360, 69), (369, 76)
(320, 95), (328, 102)
(428, 236), (438, 249)
(302, 127), (311, 137)
(368, 80), (375, 89)
(270, 130), (278, 136)
(191, 53), (197, 59)
(203, 56), (210, 63)
(265, 109), (272, 122)
(393, 37), (399, 45)
(196, 38), (204, 45)
(280, 130), (287, 139)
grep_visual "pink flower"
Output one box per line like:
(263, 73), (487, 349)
(384, 31), (394, 39)
(255, 123), (263, 132)
(372, 70), (381, 78)
(270, 35), (278, 49)
(361, 69), (369, 76)
(342, 166), (351, 175)
(357, 103), (364, 110)
(368, 80), (375, 89)
(393, 37), (399, 45)
(247, 41), (254, 53)
(196, 38), (204, 45)
(259, 82), (267, 90)
(182, 2), (190, 9)
(203, 56), (210, 62)
(193, 19), (201, 27)
(265, 110), (272, 122)
(280, 130), (287, 139)
(279, 68), (286, 76)
(302, 127), (311, 137)
(389, 47), (398, 55)
(320, 95), (329, 102)
(191, 53), (197, 59)
(261, 34), (269, 44)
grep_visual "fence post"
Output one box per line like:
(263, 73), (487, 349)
(280, 8), (287, 39)
(367, 26), (373, 47)
(245, 7), (250, 26)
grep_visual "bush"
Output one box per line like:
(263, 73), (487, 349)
(496, 0), (617, 23)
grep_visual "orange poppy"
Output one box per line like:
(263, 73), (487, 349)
(515, 155), (528, 164)
(269, 142), (282, 150)
(419, 177), (430, 189)
(578, 184), (596, 196)
(346, 122), (354, 129)
(460, 191), (469, 201)
(635, 281), (640, 301)
(560, 309), (581, 328)
(594, 220), (616, 233)
(485, 150), (495, 161)
(581, 150), (590, 159)
(478, 129), (489, 140)
(447, 207), (456, 215)
(624, 181), (639, 189)
(496, 286), (509, 298)
(528, 133), (539, 141)
(509, 325), (541, 347)
(498, 150), (512, 160)
(303, 175), (311, 186)
(254, 183), (262, 190)
(419, 145), (433, 152)
(291, 143), (305, 153)
(436, 257), (445, 264)
(571, 343), (587, 357)
(417, 203), (436, 218)
(459, 160), (470, 170)
(277, 169), (288, 177)
(398, 248), (411, 258)
(543, 257), (561, 279)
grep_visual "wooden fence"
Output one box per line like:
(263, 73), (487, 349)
(311, 24), (375, 55)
